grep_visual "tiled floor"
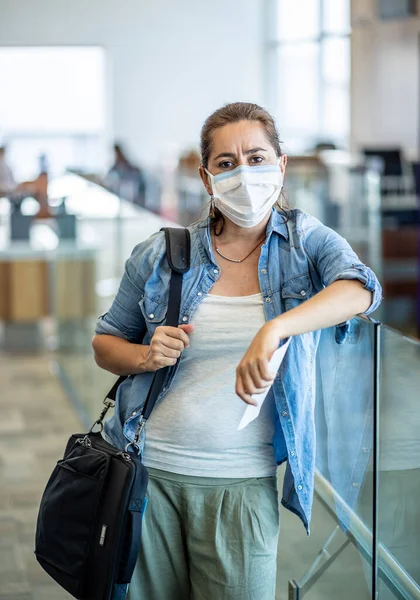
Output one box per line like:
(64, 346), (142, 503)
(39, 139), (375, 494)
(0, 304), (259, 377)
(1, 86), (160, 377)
(0, 352), (80, 600)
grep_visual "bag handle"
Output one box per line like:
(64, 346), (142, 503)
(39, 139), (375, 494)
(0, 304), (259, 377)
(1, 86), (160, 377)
(90, 227), (191, 446)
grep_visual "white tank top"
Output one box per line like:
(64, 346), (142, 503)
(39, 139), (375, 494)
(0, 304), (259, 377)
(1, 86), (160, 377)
(142, 293), (277, 478)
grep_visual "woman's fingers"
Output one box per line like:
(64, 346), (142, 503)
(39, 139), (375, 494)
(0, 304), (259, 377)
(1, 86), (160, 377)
(154, 356), (178, 368)
(235, 322), (281, 403)
(156, 344), (181, 359)
(247, 360), (275, 390)
(236, 367), (267, 404)
(238, 361), (275, 389)
(257, 357), (277, 383)
(235, 376), (258, 406)
(153, 326), (191, 353)
(150, 337), (180, 358)
(160, 325), (192, 348)
(158, 338), (184, 354)
(236, 359), (276, 403)
(147, 325), (194, 372)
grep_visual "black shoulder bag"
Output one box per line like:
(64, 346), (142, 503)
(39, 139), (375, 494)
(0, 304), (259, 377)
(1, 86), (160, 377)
(35, 227), (191, 600)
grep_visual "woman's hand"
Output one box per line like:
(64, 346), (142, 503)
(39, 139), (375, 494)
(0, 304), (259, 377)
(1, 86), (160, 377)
(236, 321), (283, 405)
(141, 324), (194, 372)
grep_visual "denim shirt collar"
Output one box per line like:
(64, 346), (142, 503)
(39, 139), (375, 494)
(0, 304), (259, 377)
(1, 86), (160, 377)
(266, 208), (289, 241)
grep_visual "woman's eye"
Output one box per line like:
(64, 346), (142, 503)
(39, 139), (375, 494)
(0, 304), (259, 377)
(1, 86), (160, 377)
(250, 156), (264, 164)
(218, 160), (234, 169)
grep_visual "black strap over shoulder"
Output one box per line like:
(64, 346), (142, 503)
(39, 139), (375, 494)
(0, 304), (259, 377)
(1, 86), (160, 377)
(140, 265), (183, 422)
(100, 227), (191, 432)
(162, 227), (191, 273)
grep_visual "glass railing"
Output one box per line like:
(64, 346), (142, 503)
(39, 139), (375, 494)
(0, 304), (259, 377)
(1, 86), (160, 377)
(46, 174), (174, 424)
(277, 316), (378, 599)
(279, 319), (420, 600)
(376, 326), (420, 599)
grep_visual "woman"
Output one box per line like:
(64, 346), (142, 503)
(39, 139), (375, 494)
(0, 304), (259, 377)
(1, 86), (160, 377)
(92, 102), (382, 600)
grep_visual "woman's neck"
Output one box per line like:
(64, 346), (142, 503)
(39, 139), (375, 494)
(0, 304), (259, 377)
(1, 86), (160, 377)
(214, 212), (270, 245)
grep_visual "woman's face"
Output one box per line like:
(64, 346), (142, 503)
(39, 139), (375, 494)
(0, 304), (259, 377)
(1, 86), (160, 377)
(199, 120), (287, 195)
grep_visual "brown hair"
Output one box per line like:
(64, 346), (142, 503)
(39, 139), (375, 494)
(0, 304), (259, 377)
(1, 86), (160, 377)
(200, 102), (286, 233)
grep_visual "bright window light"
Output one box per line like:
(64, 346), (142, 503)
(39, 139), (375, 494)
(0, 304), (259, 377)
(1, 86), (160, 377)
(271, 0), (350, 151)
(0, 46), (106, 133)
(323, 0), (350, 34)
(278, 0), (320, 41)
(0, 46), (107, 179)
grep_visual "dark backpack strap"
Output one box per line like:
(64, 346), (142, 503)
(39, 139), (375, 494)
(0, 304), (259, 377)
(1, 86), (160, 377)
(102, 227), (190, 414)
(117, 499), (146, 583)
(139, 268), (183, 421)
(105, 376), (126, 402)
(162, 227), (191, 274)
(140, 227), (190, 420)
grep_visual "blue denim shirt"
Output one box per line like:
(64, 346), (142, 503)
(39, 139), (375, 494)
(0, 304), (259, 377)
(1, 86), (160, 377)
(95, 208), (382, 534)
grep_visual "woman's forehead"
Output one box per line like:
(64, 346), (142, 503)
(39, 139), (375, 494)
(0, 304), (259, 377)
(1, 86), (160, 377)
(210, 121), (270, 154)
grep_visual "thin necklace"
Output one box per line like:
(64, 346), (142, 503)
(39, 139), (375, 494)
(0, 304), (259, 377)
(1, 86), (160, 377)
(213, 233), (265, 264)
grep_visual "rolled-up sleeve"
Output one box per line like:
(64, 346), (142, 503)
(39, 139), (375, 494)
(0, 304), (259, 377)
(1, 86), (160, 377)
(302, 213), (383, 315)
(94, 247), (147, 343)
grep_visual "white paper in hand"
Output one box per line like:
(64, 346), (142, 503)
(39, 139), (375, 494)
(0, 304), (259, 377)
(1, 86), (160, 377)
(237, 337), (292, 431)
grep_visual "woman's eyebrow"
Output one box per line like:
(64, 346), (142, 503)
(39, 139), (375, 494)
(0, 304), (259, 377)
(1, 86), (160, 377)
(244, 147), (267, 155)
(213, 151), (236, 160)
(213, 147), (267, 160)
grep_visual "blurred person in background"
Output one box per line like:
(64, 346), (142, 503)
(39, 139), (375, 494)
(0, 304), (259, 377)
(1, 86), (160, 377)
(93, 103), (382, 600)
(176, 148), (207, 225)
(103, 142), (146, 206)
(0, 145), (50, 217)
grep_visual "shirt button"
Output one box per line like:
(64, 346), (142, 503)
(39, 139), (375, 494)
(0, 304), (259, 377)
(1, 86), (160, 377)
(265, 297), (271, 303)
(163, 387), (167, 392)
(132, 411), (137, 416)
(282, 411), (288, 417)
(197, 292), (202, 296)
(182, 316), (188, 322)
(297, 484), (303, 491)
(290, 451), (295, 456)
(300, 290), (306, 297)
(149, 313), (154, 319)
(213, 269), (219, 274)
(261, 268), (267, 274)
(352, 482), (359, 488)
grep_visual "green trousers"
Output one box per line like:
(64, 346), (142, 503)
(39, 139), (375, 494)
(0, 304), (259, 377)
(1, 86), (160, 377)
(127, 467), (280, 600)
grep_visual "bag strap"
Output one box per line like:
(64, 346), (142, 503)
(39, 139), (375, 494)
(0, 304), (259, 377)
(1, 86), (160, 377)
(91, 227), (191, 445)
(137, 226), (190, 423)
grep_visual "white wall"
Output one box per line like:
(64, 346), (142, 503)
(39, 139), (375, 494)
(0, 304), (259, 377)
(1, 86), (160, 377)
(351, 0), (420, 159)
(0, 0), (265, 168)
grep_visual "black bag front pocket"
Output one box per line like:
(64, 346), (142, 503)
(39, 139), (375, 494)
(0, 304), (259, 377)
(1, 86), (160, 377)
(35, 445), (109, 595)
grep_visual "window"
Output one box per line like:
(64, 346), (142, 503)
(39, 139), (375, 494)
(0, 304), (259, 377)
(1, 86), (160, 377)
(0, 46), (107, 179)
(268, 0), (350, 153)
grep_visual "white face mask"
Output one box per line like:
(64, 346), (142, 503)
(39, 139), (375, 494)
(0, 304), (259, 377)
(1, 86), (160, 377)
(205, 164), (284, 228)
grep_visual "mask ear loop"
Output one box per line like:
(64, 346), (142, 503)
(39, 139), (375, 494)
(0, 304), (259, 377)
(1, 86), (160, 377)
(209, 195), (215, 217)
(204, 168), (215, 208)
(278, 156), (285, 211)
